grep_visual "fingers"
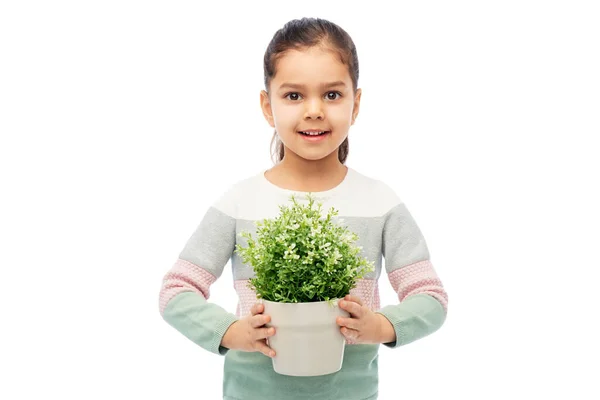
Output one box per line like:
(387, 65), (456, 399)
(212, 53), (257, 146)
(336, 316), (359, 330)
(255, 339), (276, 358)
(247, 304), (276, 358)
(339, 299), (363, 317)
(344, 295), (363, 306)
(249, 320), (276, 358)
(340, 327), (359, 340)
(250, 302), (264, 316)
(250, 313), (271, 328)
(253, 326), (276, 341)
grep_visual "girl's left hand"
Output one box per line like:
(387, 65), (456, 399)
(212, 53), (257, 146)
(336, 295), (396, 344)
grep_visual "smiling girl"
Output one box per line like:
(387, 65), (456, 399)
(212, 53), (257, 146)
(159, 17), (448, 400)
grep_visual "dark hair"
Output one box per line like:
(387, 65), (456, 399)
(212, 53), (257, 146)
(263, 17), (359, 165)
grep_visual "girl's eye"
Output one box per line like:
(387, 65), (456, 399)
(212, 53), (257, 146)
(326, 91), (342, 100)
(286, 92), (301, 101)
(284, 91), (342, 101)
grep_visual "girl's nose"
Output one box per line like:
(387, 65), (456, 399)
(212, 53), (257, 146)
(304, 99), (324, 120)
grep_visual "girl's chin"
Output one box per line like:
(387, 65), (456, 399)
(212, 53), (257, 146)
(287, 148), (340, 162)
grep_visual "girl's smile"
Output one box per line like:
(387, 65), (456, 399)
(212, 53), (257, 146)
(298, 129), (331, 142)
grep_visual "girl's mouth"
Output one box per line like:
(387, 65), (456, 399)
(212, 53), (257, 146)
(298, 130), (331, 142)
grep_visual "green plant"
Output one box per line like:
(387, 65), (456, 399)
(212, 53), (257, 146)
(235, 193), (374, 303)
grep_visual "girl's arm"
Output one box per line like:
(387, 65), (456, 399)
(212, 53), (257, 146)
(376, 201), (448, 348)
(158, 193), (239, 356)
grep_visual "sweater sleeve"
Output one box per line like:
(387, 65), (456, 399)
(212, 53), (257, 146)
(158, 190), (239, 356)
(375, 196), (448, 349)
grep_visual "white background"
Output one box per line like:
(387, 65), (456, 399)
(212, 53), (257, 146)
(1, 1), (599, 399)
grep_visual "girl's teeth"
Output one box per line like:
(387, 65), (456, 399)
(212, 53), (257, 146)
(301, 131), (326, 136)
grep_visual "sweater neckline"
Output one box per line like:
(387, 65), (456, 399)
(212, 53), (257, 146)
(258, 166), (354, 198)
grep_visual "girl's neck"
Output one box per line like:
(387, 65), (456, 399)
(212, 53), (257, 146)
(265, 156), (348, 193)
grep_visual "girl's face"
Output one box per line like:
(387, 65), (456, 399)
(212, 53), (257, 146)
(260, 46), (361, 164)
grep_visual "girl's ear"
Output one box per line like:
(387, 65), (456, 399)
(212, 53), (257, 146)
(352, 88), (362, 125)
(260, 90), (275, 128)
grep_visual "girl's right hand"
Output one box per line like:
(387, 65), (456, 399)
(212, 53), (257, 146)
(221, 303), (277, 358)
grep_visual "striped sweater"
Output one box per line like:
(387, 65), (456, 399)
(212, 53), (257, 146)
(158, 166), (448, 400)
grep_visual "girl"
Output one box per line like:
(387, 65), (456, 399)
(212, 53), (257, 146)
(159, 17), (448, 400)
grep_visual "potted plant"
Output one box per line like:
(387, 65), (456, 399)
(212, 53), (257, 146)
(235, 193), (374, 376)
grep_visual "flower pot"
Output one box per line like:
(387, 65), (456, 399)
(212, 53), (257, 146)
(262, 298), (350, 376)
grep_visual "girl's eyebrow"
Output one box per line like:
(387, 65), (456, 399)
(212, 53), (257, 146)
(278, 81), (347, 90)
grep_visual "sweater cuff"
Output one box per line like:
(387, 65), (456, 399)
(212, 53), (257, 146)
(162, 291), (239, 356)
(214, 313), (239, 355)
(375, 310), (402, 348)
(376, 293), (447, 349)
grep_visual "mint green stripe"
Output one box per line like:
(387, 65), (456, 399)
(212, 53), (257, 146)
(223, 344), (380, 400)
(162, 291), (239, 355)
(376, 293), (446, 348)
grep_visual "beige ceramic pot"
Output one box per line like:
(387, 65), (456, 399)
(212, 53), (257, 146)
(262, 298), (350, 376)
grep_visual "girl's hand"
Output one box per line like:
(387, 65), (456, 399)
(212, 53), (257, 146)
(221, 303), (277, 358)
(336, 295), (396, 344)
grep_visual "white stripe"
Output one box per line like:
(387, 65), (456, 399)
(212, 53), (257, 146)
(213, 167), (403, 220)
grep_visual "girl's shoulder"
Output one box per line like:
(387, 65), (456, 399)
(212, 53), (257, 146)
(347, 167), (403, 204)
(212, 176), (255, 217)
(209, 171), (266, 217)
(329, 167), (403, 218)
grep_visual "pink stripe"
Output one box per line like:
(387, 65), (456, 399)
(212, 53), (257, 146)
(349, 279), (381, 311)
(158, 258), (217, 316)
(346, 279), (381, 344)
(388, 260), (448, 312)
(233, 280), (259, 318)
